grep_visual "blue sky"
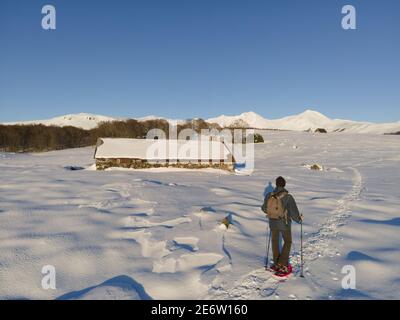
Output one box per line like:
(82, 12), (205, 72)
(0, 0), (399, 122)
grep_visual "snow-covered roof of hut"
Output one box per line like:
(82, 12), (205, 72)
(94, 138), (234, 161)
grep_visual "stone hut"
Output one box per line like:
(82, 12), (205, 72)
(94, 138), (235, 171)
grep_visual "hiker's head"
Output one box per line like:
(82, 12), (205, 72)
(276, 176), (286, 188)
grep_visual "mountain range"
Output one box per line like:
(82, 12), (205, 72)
(2, 110), (400, 134)
(207, 110), (400, 134)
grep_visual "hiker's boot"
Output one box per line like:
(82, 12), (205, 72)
(275, 264), (293, 277)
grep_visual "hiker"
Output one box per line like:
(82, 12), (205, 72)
(262, 176), (302, 276)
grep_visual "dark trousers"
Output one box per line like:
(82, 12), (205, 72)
(271, 229), (292, 266)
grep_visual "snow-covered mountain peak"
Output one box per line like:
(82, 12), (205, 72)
(238, 111), (268, 122)
(283, 110), (332, 126)
(207, 111), (270, 128)
(58, 113), (115, 122)
(239, 111), (261, 117)
(207, 109), (400, 134)
(298, 109), (330, 120)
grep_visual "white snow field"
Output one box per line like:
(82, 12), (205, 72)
(0, 131), (399, 300)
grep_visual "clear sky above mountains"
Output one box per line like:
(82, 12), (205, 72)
(0, 0), (399, 122)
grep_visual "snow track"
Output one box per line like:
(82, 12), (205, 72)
(298, 167), (364, 265)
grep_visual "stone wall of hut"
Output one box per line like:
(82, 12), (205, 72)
(95, 158), (234, 171)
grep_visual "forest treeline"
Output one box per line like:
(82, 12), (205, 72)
(0, 118), (221, 152)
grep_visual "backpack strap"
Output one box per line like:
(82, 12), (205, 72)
(276, 191), (289, 224)
(276, 191), (288, 199)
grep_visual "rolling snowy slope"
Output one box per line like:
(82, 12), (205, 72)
(2, 113), (120, 130)
(2, 113), (185, 130)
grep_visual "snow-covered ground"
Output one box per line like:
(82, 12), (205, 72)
(0, 131), (399, 300)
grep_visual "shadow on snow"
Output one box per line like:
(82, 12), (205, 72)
(56, 275), (152, 300)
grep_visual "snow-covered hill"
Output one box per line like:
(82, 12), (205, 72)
(3, 113), (120, 130)
(207, 110), (400, 134)
(2, 110), (400, 134)
(2, 113), (185, 130)
(207, 111), (272, 129)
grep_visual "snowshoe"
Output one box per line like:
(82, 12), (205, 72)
(273, 264), (292, 279)
(265, 264), (279, 272)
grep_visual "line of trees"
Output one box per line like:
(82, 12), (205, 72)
(0, 119), (222, 153)
(0, 125), (91, 152)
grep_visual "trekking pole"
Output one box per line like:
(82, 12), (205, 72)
(265, 226), (271, 269)
(300, 219), (304, 278)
